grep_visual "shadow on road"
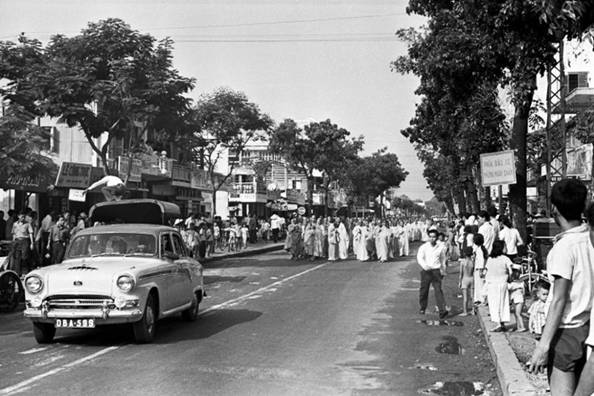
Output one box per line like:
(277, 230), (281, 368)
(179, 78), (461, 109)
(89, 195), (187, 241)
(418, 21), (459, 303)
(205, 251), (319, 269)
(204, 275), (246, 284)
(51, 308), (262, 346)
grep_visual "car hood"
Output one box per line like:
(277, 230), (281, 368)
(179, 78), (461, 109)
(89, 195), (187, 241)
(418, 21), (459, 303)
(34, 257), (163, 296)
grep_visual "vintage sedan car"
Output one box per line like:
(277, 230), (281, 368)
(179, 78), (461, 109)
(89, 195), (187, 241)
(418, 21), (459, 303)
(23, 200), (205, 344)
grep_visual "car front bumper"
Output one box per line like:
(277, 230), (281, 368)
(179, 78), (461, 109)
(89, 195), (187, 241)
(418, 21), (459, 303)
(24, 307), (143, 324)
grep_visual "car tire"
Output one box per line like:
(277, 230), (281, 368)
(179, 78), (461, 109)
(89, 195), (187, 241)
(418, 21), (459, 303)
(181, 292), (200, 322)
(33, 322), (56, 344)
(133, 294), (157, 343)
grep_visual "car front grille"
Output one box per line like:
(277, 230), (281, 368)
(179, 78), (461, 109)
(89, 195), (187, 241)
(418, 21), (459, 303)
(46, 295), (115, 310)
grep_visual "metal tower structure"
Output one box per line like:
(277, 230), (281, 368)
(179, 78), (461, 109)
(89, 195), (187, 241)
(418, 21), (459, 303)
(544, 41), (567, 216)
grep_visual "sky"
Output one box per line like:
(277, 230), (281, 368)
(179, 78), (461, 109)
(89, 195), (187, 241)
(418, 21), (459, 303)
(0, 0), (432, 201)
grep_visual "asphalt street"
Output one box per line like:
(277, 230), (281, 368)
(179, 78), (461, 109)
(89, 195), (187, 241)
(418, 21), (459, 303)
(0, 246), (501, 396)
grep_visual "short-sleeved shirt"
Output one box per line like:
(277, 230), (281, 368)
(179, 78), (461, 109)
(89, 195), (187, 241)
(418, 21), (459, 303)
(546, 225), (593, 329)
(499, 227), (523, 255)
(12, 221), (33, 239)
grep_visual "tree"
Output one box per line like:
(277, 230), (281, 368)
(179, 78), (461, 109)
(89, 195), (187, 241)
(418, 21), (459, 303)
(0, 19), (196, 175)
(401, 0), (594, 239)
(0, 105), (58, 186)
(269, 119), (363, 215)
(347, 149), (409, 219)
(193, 88), (273, 219)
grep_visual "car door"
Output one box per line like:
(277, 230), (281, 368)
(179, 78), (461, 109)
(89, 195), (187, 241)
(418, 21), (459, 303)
(171, 232), (194, 307)
(159, 232), (179, 312)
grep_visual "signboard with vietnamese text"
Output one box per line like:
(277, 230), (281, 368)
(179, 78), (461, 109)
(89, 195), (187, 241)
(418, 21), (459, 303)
(2, 174), (49, 193)
(55, 162), (92, 188)
(480, 150), (517, 186)
(566, 144), (593, 181)
(68, 189), (86, 202)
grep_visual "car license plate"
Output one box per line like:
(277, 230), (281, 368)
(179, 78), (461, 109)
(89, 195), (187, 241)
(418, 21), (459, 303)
(55, 319), (95, 328)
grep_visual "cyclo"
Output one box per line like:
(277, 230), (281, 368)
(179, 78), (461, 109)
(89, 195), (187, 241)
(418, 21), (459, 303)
(0, 240), (25, 312)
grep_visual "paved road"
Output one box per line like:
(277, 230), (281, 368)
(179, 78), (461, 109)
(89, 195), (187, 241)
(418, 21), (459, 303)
(0, 247), (501, 395)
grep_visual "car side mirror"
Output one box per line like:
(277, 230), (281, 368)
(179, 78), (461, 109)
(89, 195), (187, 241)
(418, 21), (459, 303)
(164, 252), (179, 261)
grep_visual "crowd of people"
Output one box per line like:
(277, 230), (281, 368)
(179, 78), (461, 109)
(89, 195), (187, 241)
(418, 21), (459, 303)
(0, 208), (88, 275)
(412, 179), (594, 396)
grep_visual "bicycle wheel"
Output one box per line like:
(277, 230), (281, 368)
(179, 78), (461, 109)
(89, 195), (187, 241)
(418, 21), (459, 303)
(519, 273), (550, 295)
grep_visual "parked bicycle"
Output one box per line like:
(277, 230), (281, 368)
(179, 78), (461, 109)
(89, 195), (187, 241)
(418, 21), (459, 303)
(0, 241), (25, 313)
(514, 246), (550, 295)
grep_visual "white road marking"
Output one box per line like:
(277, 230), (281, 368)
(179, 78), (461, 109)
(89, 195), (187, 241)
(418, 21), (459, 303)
(18, 347), (49, 355)
(201, 263), (328, 315)
(0, 346), (119, 395)
(2, 263), (329, 394)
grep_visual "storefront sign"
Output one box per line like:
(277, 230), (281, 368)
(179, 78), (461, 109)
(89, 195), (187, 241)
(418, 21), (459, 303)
(55, 162), (93, 188)
(286, 189), (306, 205)
(68, 189), (86, 202)
(2, 174), (49, 193)
(480, 151), (517, 186)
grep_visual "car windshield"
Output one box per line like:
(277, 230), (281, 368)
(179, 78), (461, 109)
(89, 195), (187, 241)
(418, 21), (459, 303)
(67, 233), (157, 259)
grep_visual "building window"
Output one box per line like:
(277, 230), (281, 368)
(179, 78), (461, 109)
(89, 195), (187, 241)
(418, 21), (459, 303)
(292, 179), (302, 190)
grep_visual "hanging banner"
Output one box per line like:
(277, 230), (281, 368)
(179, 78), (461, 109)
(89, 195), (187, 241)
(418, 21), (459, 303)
(480, 150), (517, 186)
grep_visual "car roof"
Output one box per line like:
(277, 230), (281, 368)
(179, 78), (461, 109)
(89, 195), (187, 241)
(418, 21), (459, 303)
(74, 223), (177, 236)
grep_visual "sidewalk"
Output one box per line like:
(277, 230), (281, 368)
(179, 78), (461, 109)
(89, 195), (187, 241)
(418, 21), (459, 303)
(476, 303), (549, 395)
(203, 240), (284, 262)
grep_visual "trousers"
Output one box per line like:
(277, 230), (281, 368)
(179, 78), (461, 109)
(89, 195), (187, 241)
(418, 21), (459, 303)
(419, 269), (446, 313)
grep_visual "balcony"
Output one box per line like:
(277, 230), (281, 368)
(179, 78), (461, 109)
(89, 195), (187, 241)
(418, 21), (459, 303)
(229, 182), (267, 203)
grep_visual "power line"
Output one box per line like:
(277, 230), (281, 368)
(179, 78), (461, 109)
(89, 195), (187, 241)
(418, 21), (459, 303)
(176, 37), (400, 43)
(148, 12), (408, 31)
(0, 12), (408, 40)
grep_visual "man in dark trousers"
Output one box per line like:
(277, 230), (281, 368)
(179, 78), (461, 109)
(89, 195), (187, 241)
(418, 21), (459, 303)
(416, 228), (448, 319)
(248, 215), (257, 244)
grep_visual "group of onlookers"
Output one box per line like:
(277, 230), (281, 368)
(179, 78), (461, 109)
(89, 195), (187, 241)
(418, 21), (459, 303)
(415, 179), (594, 396)
(1, 208), (88, 276)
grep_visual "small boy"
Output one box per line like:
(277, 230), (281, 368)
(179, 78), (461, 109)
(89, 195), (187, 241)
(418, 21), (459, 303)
(458, 246), (475, 316)
(508, 264), (526, 332)
(528, 280), (550, 338)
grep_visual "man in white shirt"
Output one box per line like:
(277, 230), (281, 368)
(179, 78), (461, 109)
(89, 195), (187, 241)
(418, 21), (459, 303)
(528, 179), (592, 396)
(84, 174), (126, 201)
(488, 207), (500, 240)
(478, 211), (495, 254)
(417, 229), (448, 318)
(270, 213), (281, 243)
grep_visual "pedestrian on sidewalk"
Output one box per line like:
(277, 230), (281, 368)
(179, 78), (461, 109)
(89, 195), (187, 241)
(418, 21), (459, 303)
(485, 240), (512, 332)
(508, 264), (527, 332)
(472, 233), (488, 305)
(528, 281), (550, 338)
(270, 213), (281, 243)
(458, 246), (475, 316)
(416, 229), (448, 319)
(527, 179), (593, 396)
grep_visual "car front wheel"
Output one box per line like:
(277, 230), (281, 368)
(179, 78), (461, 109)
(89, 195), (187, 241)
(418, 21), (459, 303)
(33, 322), (56, 344)
(132, 294), (156, 343)
(181, 292), (200, 322)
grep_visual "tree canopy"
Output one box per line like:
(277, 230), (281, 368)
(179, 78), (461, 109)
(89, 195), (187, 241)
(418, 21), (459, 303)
(0, 18), (196, 174)
(193, 87), (273, 218)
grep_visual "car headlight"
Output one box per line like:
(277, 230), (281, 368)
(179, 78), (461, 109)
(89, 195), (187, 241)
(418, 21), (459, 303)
(116, 275), (135, 292)
(25, 275), (44, 294)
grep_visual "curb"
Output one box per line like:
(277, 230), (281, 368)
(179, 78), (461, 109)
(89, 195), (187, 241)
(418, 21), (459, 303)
(476, 305), (538, 396)
(203, 243), (284, 263)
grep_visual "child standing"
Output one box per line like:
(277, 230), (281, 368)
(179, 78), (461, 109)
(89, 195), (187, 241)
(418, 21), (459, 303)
(508, 264), (526, 332)
(458, 247), (475, 316)
(241, 223), (249, 250)
(528, 280), (550, 338)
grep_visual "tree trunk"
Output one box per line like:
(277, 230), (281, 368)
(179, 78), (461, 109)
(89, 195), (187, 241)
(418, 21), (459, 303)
(509, 91), (534, 242)
(454, 187), (467, 215)
(306, 176), (313, 216)
(465, 180), (480, 213)
(484, 186), (492, 210)
(444, 191), (456, 217)
(211, 187), (217, 221)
